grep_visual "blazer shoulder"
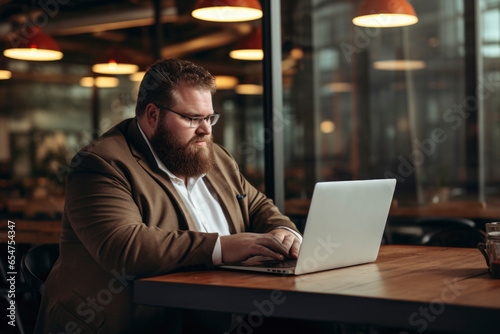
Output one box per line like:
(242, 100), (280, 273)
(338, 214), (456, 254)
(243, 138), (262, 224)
(213, 144), (241, 169)
(213, 143), (236, 161)
(69, 119), (137, 174)
(78, 119), (133, 158)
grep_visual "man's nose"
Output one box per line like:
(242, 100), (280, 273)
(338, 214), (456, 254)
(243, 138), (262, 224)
(195, 119), (211, 135)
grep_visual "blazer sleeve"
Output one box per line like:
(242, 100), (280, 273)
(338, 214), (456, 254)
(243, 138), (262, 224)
(64, 150), (218, 278)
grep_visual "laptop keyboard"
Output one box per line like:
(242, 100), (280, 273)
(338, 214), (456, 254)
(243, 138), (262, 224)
(246, 259), (297, 268)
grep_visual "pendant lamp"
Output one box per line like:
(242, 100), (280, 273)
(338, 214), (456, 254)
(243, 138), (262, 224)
(92, 46), (139, 75)
(320, 120), (335, 134)
(373, 60), (426, 71)
(192, 0), (262, 22)
(229, 27), (263, 61)
(3, 26), (63, 61)
(235, 83), (263, 95)
(215, 75), (239, 90)
(353, 0), (418, 28)
(129, 71), (146, 82)
(0, 70), (12, 80)
(80, 76), (120, 88)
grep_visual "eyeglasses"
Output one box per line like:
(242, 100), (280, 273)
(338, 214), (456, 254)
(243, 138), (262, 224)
(156, 105), (220, 128)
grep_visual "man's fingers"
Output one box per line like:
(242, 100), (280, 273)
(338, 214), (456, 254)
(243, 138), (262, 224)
(280, 234), (295, 253)
(255, 245), (285, 260)
(290, 238), (301, 259)
(220, 233), (284, 263)
(258, 235), (288, 257)
(267, 229), (302, 259)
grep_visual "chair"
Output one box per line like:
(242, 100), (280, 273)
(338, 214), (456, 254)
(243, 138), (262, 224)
(20, 244), (59, 306)
(389, 217), (486, 248)
(416, 217), (485, 248)
(416, 216), (476, 228)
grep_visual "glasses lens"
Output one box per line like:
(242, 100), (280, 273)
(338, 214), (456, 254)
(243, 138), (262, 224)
(210, 114), (220, 126)
(188, 114), (220, 127)
(191, 117), (207, 128)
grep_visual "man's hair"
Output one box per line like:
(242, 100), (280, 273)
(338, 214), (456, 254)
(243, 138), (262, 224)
(135, 58), (216, 117)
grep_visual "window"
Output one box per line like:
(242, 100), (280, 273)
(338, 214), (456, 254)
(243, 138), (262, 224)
(279, 0), (500, 216)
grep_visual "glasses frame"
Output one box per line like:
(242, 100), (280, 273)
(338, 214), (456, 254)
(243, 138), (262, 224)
(156, 104), (220, 128)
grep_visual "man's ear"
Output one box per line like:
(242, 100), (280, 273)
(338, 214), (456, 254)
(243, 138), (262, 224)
(144, 103), (159, 129)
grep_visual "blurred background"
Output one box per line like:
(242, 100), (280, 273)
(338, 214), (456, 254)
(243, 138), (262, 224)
(0, 0), (499, 234)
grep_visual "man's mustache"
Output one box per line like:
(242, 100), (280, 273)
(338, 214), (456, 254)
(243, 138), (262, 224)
(188, 135), (212, 145)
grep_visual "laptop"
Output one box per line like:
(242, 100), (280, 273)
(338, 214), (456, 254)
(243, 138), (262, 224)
(219, 178), (397, 275)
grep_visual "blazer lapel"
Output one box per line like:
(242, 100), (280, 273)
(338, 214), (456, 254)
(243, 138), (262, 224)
(125, 119), (197, 231)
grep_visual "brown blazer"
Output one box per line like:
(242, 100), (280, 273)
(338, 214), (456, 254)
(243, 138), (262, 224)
(35, 118), (298, 333)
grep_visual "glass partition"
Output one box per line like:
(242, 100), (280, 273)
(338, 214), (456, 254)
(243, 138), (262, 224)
(480, 0), (500, 206)
(280, 0), (498, 217)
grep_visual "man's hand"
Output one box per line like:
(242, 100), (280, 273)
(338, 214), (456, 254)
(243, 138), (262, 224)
(220, 233), (289, 264)
(268, 229), (301, 259)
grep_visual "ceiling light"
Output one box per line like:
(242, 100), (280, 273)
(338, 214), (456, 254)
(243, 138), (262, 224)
(129, 71), (146, 82)
(92, 61), (138, 75)
(324, 82), (354, 93)
(230, 27), (263, 61)
(373, 60), (426, 71)
(353, 0), (418, 28)
(92, 46), (139, 75)
(235, 84), (262, 95)
(3, 27), (63, 61)
(80, 77), (120, 88)
(192, 0), (262, 22)
(0, 70), (12, 80)
(320, 120), (335, 134)
(215, 76), (239, 90)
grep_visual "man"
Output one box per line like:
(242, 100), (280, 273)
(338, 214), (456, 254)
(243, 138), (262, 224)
(35, 59), (301, 333)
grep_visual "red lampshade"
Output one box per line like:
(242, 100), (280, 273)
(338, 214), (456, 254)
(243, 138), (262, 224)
(353, 0), (418, 28)
(230, 27), (263, 61)
(192, 0), (262, 22)
(3, 26), (63, 61)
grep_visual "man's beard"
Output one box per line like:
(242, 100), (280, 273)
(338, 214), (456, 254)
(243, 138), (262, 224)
(150, 120), (215, 178)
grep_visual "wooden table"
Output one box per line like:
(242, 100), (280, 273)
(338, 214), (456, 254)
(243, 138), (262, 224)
(134, 245), (500, 333)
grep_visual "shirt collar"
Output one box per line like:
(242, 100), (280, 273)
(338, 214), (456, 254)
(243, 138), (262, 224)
(136, 120), (206, 184)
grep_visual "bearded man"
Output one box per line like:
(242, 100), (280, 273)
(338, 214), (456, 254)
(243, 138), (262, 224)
(35, 59), (301, 334)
